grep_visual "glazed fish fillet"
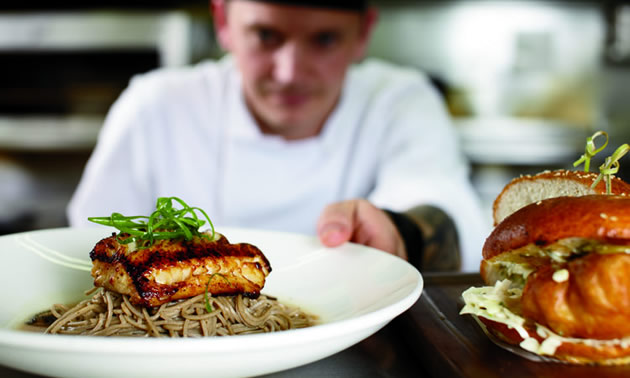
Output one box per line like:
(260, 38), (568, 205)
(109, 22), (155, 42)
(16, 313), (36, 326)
(90, 231), (271, 307)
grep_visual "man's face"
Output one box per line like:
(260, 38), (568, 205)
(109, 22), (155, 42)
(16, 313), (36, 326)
(216, 1), (375, 139)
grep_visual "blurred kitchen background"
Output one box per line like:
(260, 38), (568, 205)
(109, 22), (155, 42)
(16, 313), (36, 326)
(1, 0), (629, 234)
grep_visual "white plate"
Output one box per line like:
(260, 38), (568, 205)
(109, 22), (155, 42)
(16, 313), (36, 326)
(0, 227), (423, 378)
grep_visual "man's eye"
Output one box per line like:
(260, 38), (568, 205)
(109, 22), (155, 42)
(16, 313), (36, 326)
(313, 32), (340, 48)
(257, 28), (281, 47)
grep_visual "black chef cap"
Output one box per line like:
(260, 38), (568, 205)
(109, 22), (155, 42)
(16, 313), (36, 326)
(241, 0), (368, 11)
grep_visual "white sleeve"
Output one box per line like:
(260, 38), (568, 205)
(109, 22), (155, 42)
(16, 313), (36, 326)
(367, 76), (490, 272)
(66, 77), (155, 227)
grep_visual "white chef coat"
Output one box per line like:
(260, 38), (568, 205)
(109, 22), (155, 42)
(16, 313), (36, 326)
(67, 56), (489, 271)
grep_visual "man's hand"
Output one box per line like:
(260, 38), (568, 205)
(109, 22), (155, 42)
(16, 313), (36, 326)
(316, 199), (407, 260)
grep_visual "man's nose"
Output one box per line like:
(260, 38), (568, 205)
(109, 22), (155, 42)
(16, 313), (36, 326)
(272, 43), (306, 84)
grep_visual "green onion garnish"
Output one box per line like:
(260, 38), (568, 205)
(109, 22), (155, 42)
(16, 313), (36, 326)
(88, 196), (215, 248)
(592, 143), (630, 194)
(204, 273), (232, 313)
(573, 130), (608, 172)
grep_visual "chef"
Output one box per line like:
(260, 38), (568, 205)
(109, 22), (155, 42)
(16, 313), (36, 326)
(67, 0), (489, 271)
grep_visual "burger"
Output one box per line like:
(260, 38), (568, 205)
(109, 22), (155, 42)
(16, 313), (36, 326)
(461, 194), (630, 365)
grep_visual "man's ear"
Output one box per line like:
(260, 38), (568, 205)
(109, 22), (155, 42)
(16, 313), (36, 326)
(353, 7), (378, 61)
(211, 0), (231, 51)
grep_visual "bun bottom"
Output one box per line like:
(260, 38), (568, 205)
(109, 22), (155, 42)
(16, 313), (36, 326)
(478, 317), (630, 365)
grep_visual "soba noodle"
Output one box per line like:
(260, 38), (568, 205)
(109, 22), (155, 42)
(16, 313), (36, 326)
(31, 288), (315, 337)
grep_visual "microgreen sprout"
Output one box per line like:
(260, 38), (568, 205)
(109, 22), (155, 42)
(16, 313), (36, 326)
(591, 143), (630, 194)
(88, 196), (215, 248)
(573, 130), (608, 172)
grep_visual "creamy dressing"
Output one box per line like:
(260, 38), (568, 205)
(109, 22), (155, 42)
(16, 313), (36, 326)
(496, 261), (535, 282)
(552, 269), (569, 283)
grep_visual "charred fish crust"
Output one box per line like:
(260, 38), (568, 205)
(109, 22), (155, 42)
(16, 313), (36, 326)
(89, 232), (272, 307)
(138, 281), (179, 304)
(145, 249), (181, 266)
(90, 235), (119, 263)
(241, 244), (271, 273)
(111, 252), (155, 305)
(189, 237), (267, 258)
(247, 244), (271, 272)
(184, 239), (224, 260)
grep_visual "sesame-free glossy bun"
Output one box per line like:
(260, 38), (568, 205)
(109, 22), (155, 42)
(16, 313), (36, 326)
(482, 195), (630, 261)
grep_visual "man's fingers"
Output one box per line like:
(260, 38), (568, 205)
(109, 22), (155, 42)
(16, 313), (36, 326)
(318, 223), (348, 246)
(317, 199), (407, 260)
(316, 201), (355, 247)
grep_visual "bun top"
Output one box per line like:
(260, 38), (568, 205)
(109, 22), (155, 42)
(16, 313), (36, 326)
(492, 170), (630, 225)
(483, 195), (630, 260)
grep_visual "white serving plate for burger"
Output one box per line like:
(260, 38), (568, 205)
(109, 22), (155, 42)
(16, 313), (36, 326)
(0, 227), (423, 378)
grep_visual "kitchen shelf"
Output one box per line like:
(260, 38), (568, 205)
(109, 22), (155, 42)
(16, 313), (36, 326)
(0, 115), (103, 152)
(455, 117), (588, 166)
(0, 11), (192, 67)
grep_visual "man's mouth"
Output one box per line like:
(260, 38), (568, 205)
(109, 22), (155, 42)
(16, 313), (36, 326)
(269, 91), (311, 107)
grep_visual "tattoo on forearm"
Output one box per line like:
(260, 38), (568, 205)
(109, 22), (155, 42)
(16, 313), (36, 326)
(405, 205), (461, 271)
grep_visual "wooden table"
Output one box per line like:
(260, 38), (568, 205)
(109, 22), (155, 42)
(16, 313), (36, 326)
(398, 273), (630, 378)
